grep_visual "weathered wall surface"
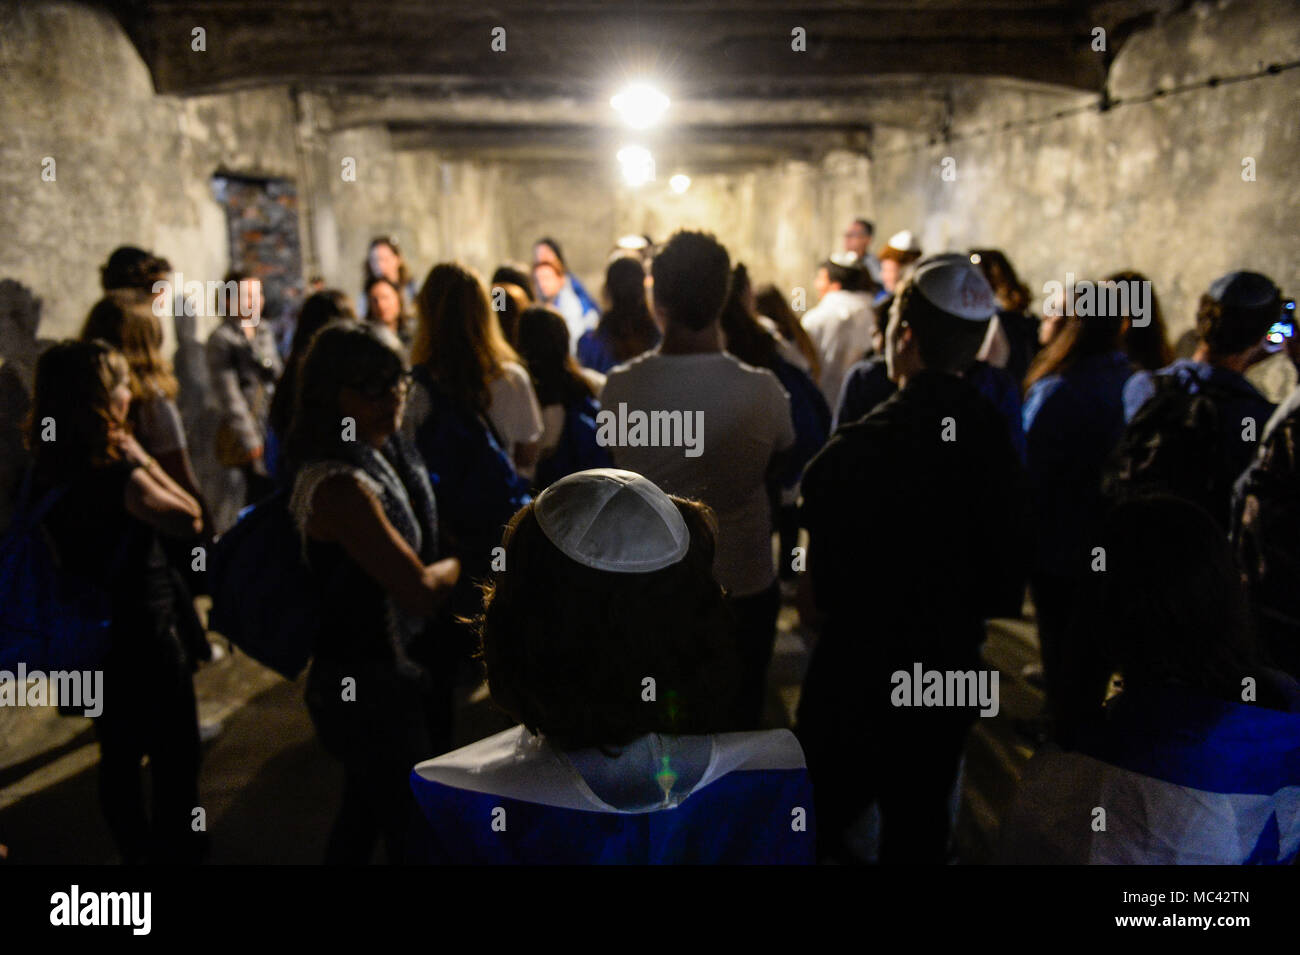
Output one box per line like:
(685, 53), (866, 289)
(367, 150), (871, 308)
(8, 0), (1293, 353)
(0, 2), (302, 345)
(868, 0), (1300, 337)
(0, 3), (868, 345)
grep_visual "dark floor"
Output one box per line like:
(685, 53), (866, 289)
(0, 600), (1042, 865)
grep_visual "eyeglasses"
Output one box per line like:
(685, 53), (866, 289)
(349, 369), (413, 400)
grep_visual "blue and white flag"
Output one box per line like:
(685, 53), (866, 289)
(410, 726), (815, 864)
(998, 682), (1300, 864)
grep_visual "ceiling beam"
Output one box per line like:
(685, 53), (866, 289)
(318, 90), (949, 134)
(113, 2), (1108, 95)
(387, 123), (872, 163)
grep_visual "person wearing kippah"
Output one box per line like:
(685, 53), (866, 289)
(797, 254), (1030, 864)
(409, 469), (815, 864)
(1121, 270), (1281, 520)
(801, 253), (878, 407)
(875, 230), (923, 306)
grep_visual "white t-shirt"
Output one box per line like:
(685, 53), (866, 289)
(487, 360), (544, 462)
(601, 350), (795, 597)
(801, 289), (877, 407)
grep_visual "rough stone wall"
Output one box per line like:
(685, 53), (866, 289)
(409, 151), (872, 308)
(868, 0), (1300, 338)
(0, 2), (302, 346)
(308, 144), (870, 313)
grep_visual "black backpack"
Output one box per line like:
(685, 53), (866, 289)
(1102, 374), (1239, 524)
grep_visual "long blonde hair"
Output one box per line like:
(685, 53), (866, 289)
(80, 290), (178, 401)
(411, 263), (521, 413)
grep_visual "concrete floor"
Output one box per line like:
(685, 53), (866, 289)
(0, 598), (1042, 864)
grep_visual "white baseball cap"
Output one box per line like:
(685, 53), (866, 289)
(533, 469), (690, 573)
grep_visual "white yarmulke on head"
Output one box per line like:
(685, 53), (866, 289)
(533, 468), (690, 573)
(911, 253), (998, 321)
(886, 229), (922, 253)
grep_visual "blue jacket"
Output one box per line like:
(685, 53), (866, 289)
(1023, 351), (1133, 577)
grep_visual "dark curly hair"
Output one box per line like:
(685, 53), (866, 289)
(651, 230), (732, 331)
(476, 494), (739, 749)
(100, 246), (171, 293)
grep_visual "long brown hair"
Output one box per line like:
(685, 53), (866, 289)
(596, 254), (659, 363)
(718, 264), (778, 370)
(971, 249), (1030, 314)
(516, 306), (595, 407)
(1103, 270), (1173, 371)
(80, 290), (178, 401)
(411, 263), (521, 413)
(1023, 281), (1127, 390)
(363, 236), (413, 290)
(27, 339), (130, 483)
(285, 321), (405, 471)
(268, 289), (356, 439)
(755, 283), (820, 378)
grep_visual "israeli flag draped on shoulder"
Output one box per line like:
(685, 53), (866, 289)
(410, 726), (814, 864)
(999, 680), (1300, 864)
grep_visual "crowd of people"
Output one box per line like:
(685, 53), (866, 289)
(1, 217), (1297, 866)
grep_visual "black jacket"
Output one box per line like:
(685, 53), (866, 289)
(800, 370), (1029, 678)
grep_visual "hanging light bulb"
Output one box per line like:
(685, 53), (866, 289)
(610, 83), (670, 129)
(617, 145), (655, 187)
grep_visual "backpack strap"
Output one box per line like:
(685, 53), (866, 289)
(413, 366), (512, 452)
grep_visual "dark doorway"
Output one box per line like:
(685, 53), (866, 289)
(211, 173), (304, 355)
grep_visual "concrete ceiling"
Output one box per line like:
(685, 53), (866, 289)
(107, 0), (1182, 159)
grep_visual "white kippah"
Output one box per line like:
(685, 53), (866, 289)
(533, 468), (690, 573)
(886, 230), (922, 253)
(911, 253), (997, 320)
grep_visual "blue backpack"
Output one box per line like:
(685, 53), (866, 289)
(535, 395), (613, 489)
(408, 367), (531, 574)
(207, 488), (317, 680)
(769, 358), (832, 490)
(0, 471), (119, 672)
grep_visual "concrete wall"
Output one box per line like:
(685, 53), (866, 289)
(0, 2), (868, 347)
(868, 0), (1300, 338)
(8, 0), (1294, 353)
(0, 2), (303, 346)
(345, 150), (871, 311)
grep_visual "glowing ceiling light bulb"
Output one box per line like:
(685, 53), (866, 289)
(617, 145), (655, 187)
(669, 174), (691, 194)
(610, 83), (670, 129)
